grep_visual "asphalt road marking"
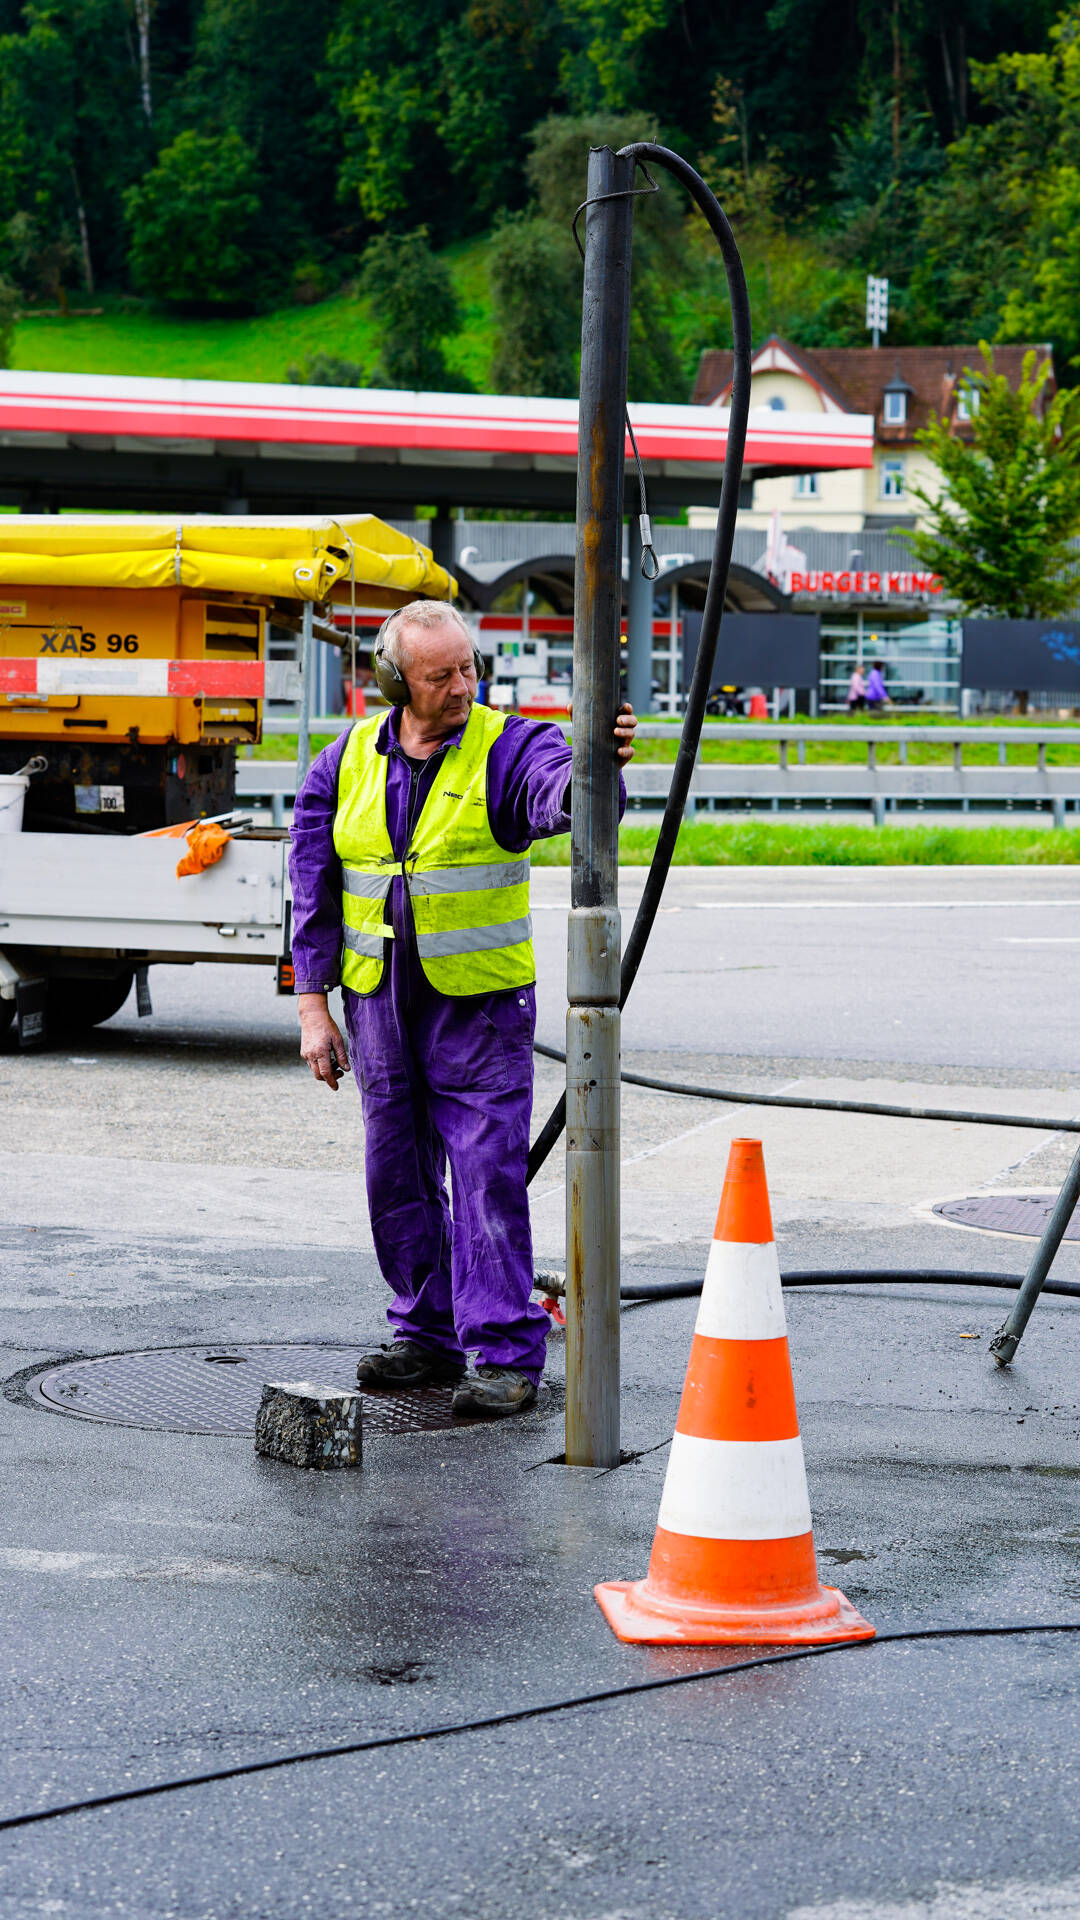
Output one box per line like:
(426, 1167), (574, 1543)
(528, 1080), (801, 1202)
(693, 900), (1080, 911)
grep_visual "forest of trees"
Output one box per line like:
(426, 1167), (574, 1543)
(0, 0), (1078, 395)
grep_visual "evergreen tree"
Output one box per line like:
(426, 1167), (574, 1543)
(520, 113), (685, 402)
(831, 93), (942, 285)
(0, 0), (147, 296)
(125, 128), (267, 305)
(360, 228), (471, 390)
(489, 214), (579, 395)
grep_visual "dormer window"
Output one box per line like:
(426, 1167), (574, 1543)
(956, 384), (980, 421)
(882, 367), (912, 427)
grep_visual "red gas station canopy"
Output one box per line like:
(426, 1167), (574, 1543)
(0, 373), (873, 475)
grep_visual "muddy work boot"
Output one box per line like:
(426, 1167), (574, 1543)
(452, 1365), (538, 1419)
(355, 1342), (465, 1390)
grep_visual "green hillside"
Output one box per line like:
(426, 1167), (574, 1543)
(10, 241), (497, 389)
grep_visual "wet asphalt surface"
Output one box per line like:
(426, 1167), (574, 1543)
(2, 868), (1080, 1918)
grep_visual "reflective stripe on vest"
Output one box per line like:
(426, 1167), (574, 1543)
(332, 707), (536, 998)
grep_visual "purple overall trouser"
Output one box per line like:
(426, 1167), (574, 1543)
(341, 971), (550, 1382)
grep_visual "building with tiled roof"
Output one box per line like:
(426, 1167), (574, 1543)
(689, 336), (1055, 536)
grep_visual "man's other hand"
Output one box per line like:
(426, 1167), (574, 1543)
(614, 702), (638, 762)
(298, 993), (350, 1091)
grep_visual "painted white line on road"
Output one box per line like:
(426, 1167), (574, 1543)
(693, 900), (1080, 911)
(999, 937), (1080, 944)
(528, 1080), (800, 1203)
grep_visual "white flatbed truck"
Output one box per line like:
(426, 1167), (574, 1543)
(0, 513), (449, 1046)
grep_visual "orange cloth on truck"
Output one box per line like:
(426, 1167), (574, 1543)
(176, 822), (231, 877)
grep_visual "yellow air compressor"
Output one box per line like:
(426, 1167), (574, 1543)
(0, 514), (452, 833)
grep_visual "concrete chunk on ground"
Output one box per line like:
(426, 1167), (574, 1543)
(254, 1381), (362, 1469)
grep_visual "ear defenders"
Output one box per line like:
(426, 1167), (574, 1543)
(372, 610), (485, 707)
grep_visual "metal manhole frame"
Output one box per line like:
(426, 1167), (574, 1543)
(931, 1189), (1080, 1242)
(19, 1342), (484, 1438)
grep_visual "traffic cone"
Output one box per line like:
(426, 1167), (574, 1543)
(595, 1138), (875, 1646)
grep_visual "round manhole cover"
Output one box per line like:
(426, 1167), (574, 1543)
(933, 1193), (1080, 1239)
(24, 1346), (480, 1437)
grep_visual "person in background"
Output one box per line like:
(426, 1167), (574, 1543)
(866, 660), (890, 710)
(846, 665), (867, 712)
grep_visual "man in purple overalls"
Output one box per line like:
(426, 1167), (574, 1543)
(289, 599), (637, 1418)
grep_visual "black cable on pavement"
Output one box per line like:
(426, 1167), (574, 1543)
(619, 1270), (1080, 1302)
(532, 1040), (1080, 1139)
(530, 1266), (1080, 1304)
(2, 1622), (1079, 1837)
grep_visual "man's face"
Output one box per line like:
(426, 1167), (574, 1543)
(400, 622), (477, 731)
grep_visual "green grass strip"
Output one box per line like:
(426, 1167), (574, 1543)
(529, 819), (1080, 865)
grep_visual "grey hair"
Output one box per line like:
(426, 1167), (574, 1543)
(381, 598), (472, 673)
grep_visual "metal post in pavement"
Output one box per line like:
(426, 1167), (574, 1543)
(565, 146), (635, 1468)
(990, 1139), (1080, 1367)
(295, 599), (315, 786)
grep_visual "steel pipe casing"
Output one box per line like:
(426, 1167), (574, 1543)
(564, 145), (634, 1467)
(567, 907), (621, 1006)
(565, 1005), (621, 1467)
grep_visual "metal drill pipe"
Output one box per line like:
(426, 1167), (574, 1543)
(564, 145), (635, 1468)
(990, 1139), (1080, 1366)
(525, 142), (750, 1188)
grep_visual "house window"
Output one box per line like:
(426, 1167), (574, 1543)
(794, 472), (819, 497)
(883, 389), (906, 425)
(881, 458), (905, 499)
(956, 385), (980, 421)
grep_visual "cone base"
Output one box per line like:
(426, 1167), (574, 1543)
(595, 1577), (875, 1647)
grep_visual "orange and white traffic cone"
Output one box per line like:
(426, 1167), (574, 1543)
(595, 1137), (875, 1646)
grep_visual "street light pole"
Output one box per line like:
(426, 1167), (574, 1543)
(565, 146), (635, 1469)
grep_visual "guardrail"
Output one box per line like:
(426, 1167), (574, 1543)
(262, 715), (1080, 757)
(238, 720), (1080, 827)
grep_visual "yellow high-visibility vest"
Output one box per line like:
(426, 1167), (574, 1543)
(333, 705), (535, 998)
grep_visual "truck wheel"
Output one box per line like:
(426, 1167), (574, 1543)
(47, 972), (134, 1034)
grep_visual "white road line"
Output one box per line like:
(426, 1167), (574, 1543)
(999, 937), (1080, 944)
(692, 900), (1080, 911)
(528, 1080), (800, 1203)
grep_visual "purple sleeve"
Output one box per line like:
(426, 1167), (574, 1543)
(486, 715), (627, 852)
(287, 732), (349, 994)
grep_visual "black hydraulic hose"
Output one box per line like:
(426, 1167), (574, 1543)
(3, 1622), (1080, 1836)
(615, 1270), (1080, 1302)
(526, 143), (752, 1187)
(531, 1040), (1080, 1139)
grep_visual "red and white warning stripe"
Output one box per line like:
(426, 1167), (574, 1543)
(0, 658), (273, 699)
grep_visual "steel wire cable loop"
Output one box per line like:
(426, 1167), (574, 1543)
(3, 1622), (1080, 1835)
(527, 144), (752, 1185)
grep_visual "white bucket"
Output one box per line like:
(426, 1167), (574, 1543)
(0, 773), (29, 833)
